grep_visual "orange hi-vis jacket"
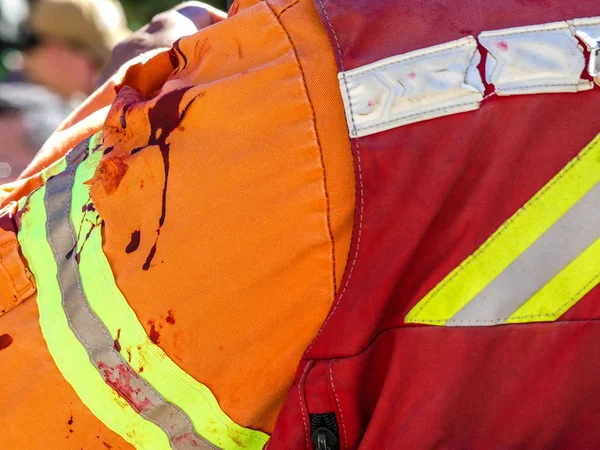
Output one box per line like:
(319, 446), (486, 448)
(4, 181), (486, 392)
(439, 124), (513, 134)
(0, 0), (354, 448)
(5, 0), (600, 448)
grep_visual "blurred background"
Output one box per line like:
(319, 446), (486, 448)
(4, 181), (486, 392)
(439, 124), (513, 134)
(0, 0), (227, 182)
(121, 0), (226, 30)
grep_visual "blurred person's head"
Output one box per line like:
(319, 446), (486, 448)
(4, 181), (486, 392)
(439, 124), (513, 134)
(24, 0), (130, 98)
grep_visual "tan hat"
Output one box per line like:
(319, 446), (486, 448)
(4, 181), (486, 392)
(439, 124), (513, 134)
(29, 0), (131, 67)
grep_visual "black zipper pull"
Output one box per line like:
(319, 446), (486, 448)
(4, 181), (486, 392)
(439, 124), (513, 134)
(310, 413), (340, 450)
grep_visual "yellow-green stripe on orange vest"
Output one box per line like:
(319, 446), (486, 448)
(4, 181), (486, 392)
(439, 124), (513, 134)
(18, 133), (270, 449)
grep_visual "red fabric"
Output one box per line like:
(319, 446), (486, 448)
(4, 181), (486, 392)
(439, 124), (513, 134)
(269, 0), (600, 448)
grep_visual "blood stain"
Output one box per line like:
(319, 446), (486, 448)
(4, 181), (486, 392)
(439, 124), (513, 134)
(126, 230), (141, 254)
(0, 334), (13, 351)
(148, 320), (160, 344)
(68, 415), (73, 426)
(102, 442), (113, 449)
(496, 40), (509, 51)
(97, 155), (129, 196)
(166, 310), (176, 325)
(114, 329), (122, 352)
(141, 84), (205, 271)
(81, 203), (96, 213)
(97, 362), (154, 413)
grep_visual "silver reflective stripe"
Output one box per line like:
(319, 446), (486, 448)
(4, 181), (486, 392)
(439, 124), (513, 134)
(448, 180), (600, 326)
(44, 152), (215, 450)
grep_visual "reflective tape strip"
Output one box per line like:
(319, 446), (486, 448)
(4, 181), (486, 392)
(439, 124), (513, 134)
(406, 134), (600, 326)
(572, 17), (600, 79)
(46, 144), (208, 450)
(19, 134), (269, 449)
(340, 16), (600, 138)
(449, 181), (600, 325)
(339, 37), (484, 138)
(19, 173), (170, 449)
(72, 137), (269, 450)
(480, 21), (593, 95)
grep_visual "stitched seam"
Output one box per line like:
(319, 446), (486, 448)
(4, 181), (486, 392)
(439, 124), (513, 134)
(353, 100), (480, 133)
(480, 25), (569, 39)
(343, 39), (474, 79)
(306, 0), (364, 356)
(410, 139), (599, 321)
(328, 362), (348, 450)
(297, 362), (312, 450)
(495, 82), (590, 91)
(439, 270), (600, 324)
(0, 248), (19, 302)
(275, 0), (337, 293)
(276, 0), (300, 17)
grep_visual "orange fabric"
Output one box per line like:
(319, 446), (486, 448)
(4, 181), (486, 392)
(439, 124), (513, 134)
(0, 297), (132, 449)
(93, 0), (353, 432)
(0, 0), (353, 443)
(0, 202), (35, 316)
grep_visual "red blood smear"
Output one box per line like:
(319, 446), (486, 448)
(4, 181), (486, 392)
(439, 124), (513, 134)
(97, 362), (153, 413)
(126, 230), (141, 254)
(166, 310), (176, 325)
(141, 86), (201, 271)
(497, 40), (509, 51)
(113, 329), (122, 352)
(0, 334), (13, 351)
(148, 320), (160, 344)
(173, 432), (200, 447)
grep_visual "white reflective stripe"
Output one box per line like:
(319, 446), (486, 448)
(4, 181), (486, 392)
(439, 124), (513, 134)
(479, 22), (593, 95)
(571, 17), (600, 78)
(339, 37), (484, 138)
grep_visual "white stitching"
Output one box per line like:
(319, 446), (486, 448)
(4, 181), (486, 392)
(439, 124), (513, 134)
(328, 362), (348, 450)
(343, 38), (475, 79)
(297, 362), (312, 450)
(307, 0), (363, 356)
(351, 100), (480, 134)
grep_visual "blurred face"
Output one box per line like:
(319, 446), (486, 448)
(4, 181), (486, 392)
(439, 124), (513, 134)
(24, 38), (99, 98)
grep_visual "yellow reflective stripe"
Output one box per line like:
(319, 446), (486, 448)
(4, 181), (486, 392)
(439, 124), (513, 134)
(507, 236), (600, 323)
(71, 137), (269, 449)
(41, 157), (68, 183)
(19, 180), (169, 449)
(406, 134), (600, 325)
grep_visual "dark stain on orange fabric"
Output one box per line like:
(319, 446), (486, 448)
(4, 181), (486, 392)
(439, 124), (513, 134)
(68, 415), (73, 426)
(141, 86), (200, 270)
(0, 334), (13, 351)
(148, 320), (161, 344)
(102, 443), (113, 449)
(166, 310), (176, 325)
(97, 155), (129, 196)
(126, 230), (141, 254)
